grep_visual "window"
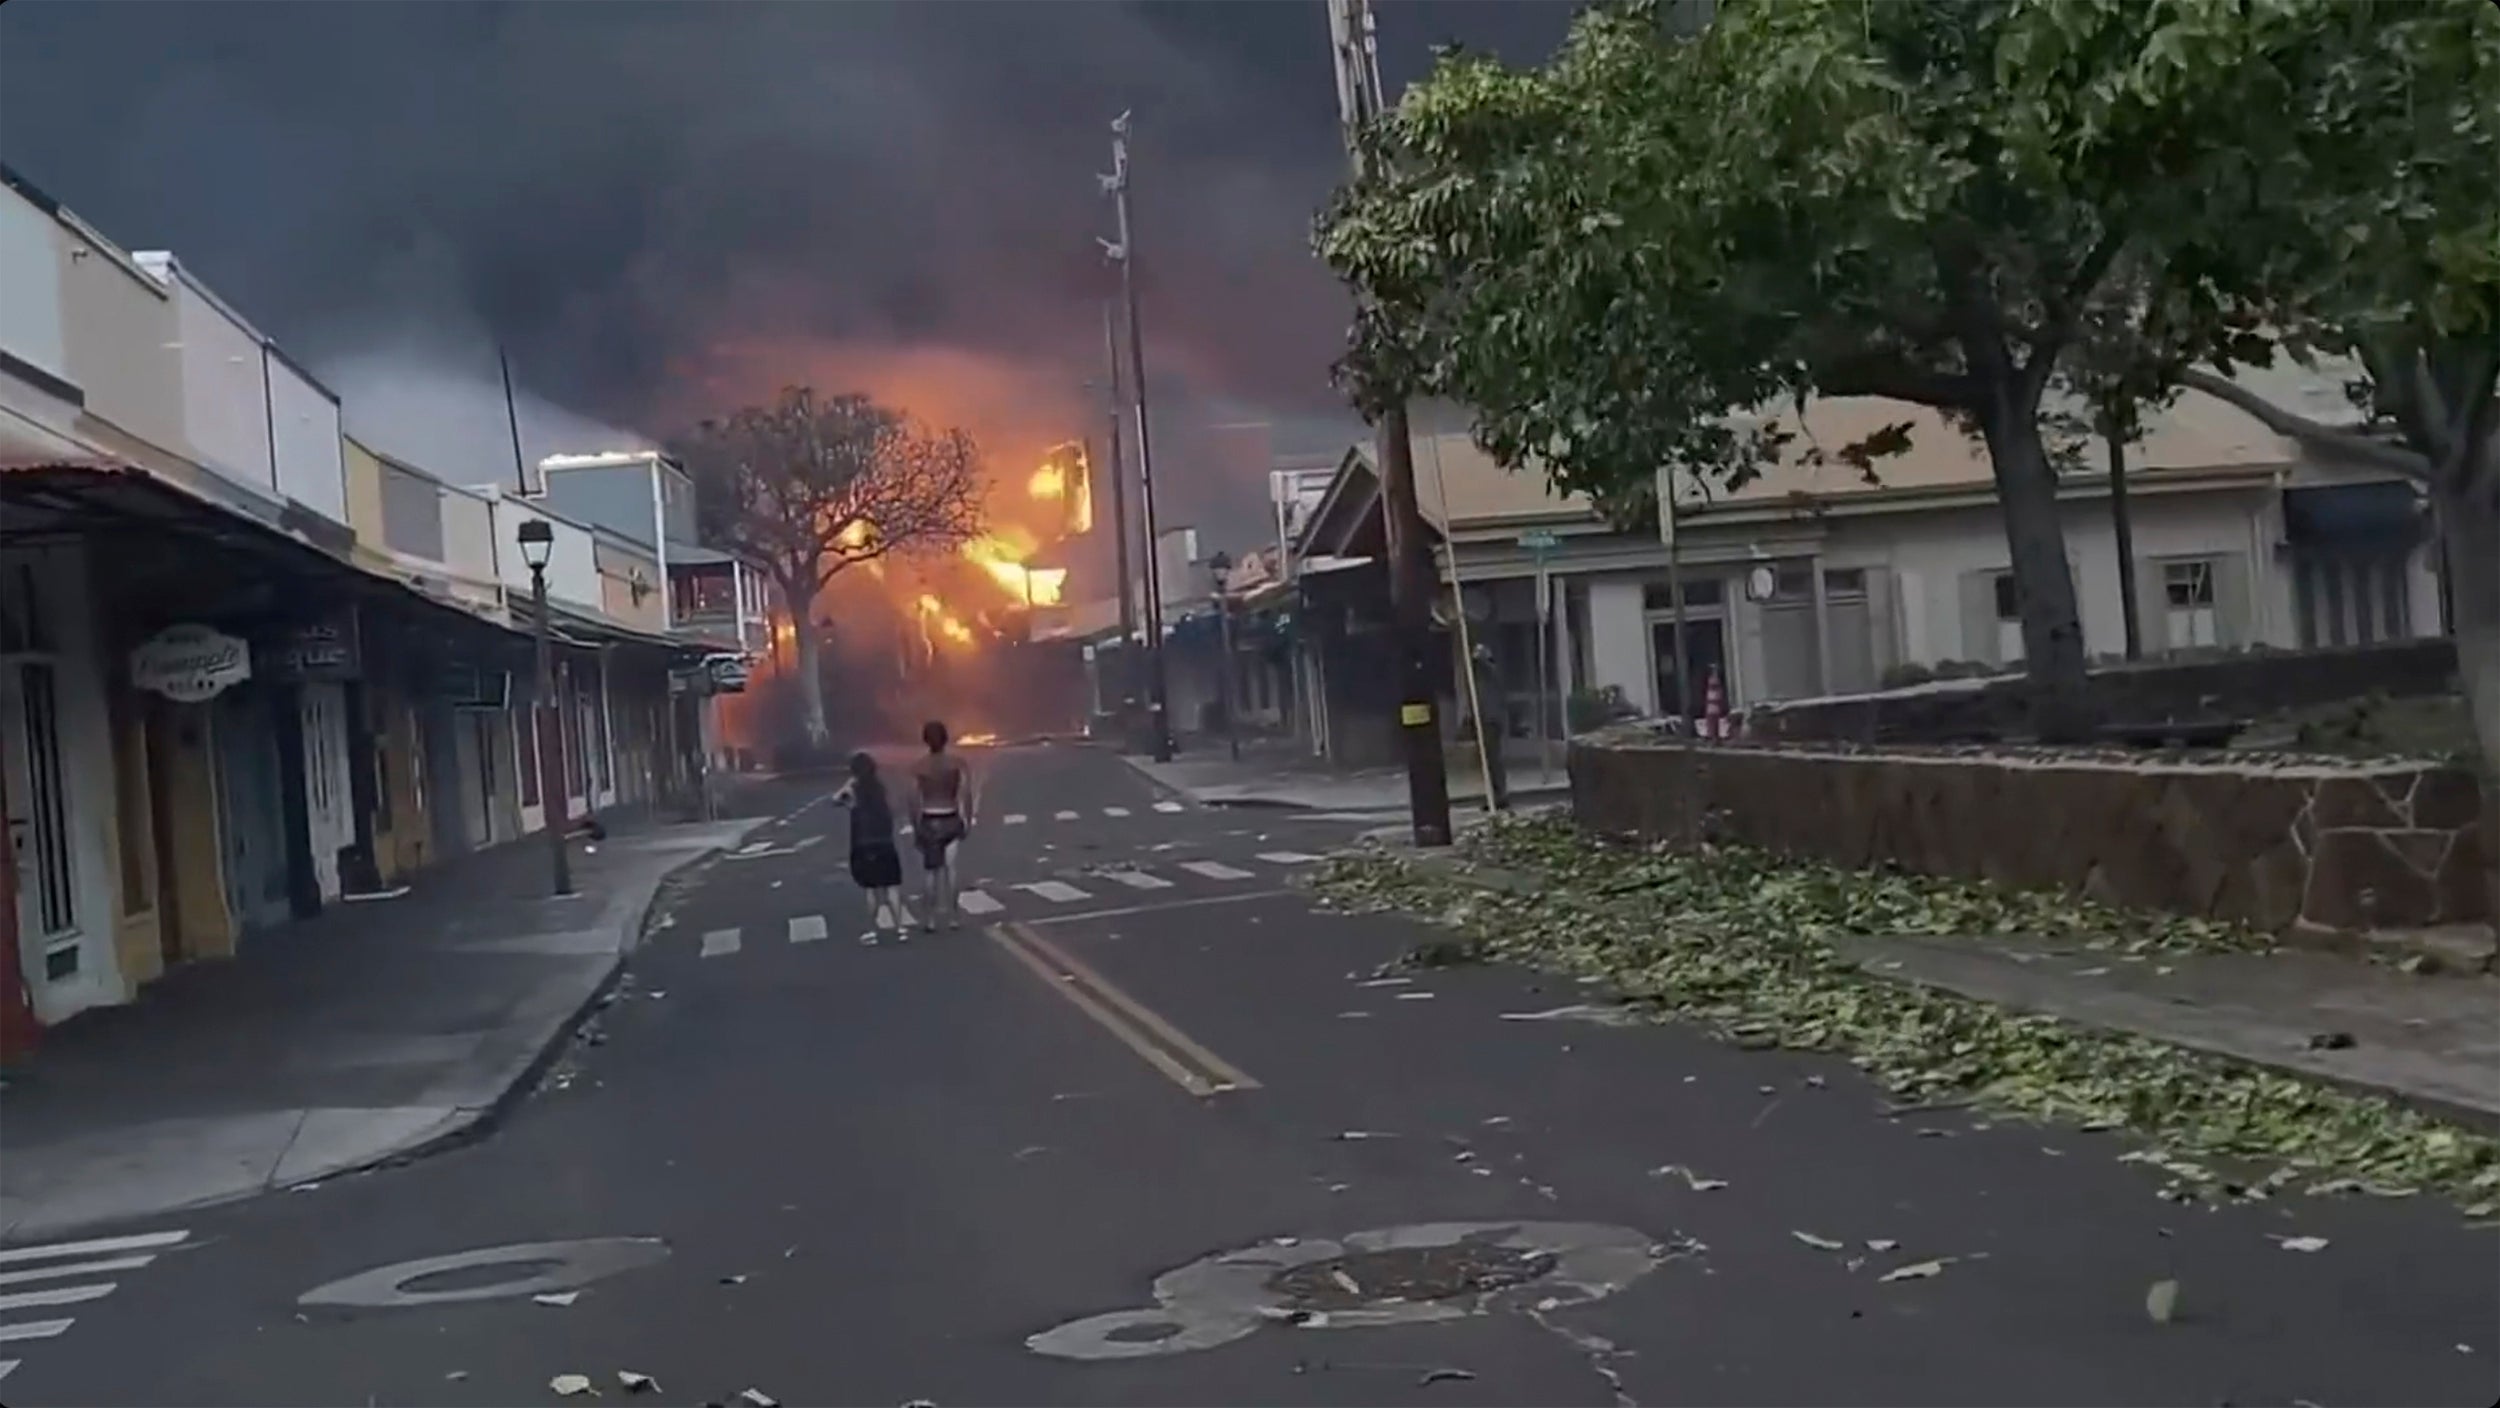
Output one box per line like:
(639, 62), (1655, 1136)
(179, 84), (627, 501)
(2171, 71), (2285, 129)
(1770, 566), (1815, 603)
(2163, 559), (2219, 650)
(1990, 571), (2025, 663)
(1824, 568), (1868, 599)
(1642, 577), (1724, 611)
(517, 702), (540, 807)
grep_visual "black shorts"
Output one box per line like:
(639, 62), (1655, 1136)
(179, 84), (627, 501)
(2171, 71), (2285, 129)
(913, 813), (966, 869)
(849, 841), (903, 889)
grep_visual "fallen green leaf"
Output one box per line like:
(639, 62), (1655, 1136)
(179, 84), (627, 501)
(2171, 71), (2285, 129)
(1315, 817), (2500, 1208)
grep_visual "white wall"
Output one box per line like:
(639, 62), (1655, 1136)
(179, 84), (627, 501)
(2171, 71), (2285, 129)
(439, 483), (504, 611)
(57, 216), (182, 454)
(0, 184), (68, 382)
(492, 494), (602, 610)
(1584, 579), (1654, 714)
(268, 356), (347, 523)
(139, 257), (277, 494)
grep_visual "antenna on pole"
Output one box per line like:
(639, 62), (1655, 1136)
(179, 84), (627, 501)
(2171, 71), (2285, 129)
(499, 346), (531, 495)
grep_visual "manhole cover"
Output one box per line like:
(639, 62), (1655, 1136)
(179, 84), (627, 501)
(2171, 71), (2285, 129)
(1269, 1238), (1558, 1311)
(1028, 1220), (1680, 1362)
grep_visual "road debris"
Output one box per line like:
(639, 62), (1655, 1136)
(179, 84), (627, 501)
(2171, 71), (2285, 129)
(1877, 1258), (1952, 1282)
(1866, 1238), (1898, 1252)
(2273, 1235), (2331, 1253)
(617, 1370), (659, 1392)
(533, 1291), (582, 1307)
(1650, 1164), (1729, 1191)
(720, 1274), (750, 1285)
(550, 1373), (597, 1396)
(737, 1390), (779, 1408)
(2145, 1279), (2180, 1324)
(1792, 1231), (1845, 1251)
(1418, 1367), (1478, 1386)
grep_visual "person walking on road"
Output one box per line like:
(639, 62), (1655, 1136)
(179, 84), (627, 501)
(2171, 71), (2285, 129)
(834, 750), (909, 942)
(910, 719), (976, 931)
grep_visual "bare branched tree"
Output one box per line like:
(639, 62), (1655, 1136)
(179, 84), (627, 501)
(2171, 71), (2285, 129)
(674, 387), (985, 745)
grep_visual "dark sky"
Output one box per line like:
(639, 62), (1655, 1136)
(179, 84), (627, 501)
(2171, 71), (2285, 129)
(0, 0), (1573, 555)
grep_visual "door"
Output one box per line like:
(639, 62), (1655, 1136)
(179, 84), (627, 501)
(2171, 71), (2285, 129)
(1, 550), (99, 1008)
(299, 682), (353, 899)
(2, 658), (84, 989)
(211, 686), (293, 933)
(1650, 617), (1728, 721)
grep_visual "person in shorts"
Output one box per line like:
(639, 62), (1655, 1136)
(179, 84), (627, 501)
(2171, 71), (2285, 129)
(834, 750), (908, 941)
(910, 720), (976, 930)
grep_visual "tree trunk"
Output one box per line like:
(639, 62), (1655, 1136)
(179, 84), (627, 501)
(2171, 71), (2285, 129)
(1978, 384), (2092, 741)
(2106, 426), (2142, 660)
(2439, 486), (2500, 869)
(791, 612), (830, 747)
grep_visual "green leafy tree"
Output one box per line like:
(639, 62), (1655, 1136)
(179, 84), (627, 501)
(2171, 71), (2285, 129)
(674, 388), (985, 746)
(1320, 0), (2386, 738)
(2162, 0), (2500, 786)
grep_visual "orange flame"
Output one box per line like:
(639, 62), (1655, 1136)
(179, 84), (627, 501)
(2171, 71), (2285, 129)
(959, 530), (1066, 608)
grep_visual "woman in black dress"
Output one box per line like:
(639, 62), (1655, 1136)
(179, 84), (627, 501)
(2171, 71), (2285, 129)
(835, 751), (908, 942)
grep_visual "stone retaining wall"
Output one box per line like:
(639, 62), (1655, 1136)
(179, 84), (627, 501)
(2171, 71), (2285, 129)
(1747, 639), (2460, 744)
(1569, 732), (2493, 944)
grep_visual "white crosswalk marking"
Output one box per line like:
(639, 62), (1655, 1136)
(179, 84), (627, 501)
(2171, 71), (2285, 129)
(0, 1359), (17, 1382)
(1054, 809), (1080, 821)
(0, 1231), (188, 1268)
(1179, 860), (1255, 881)
(1103, 806), (1131, 817)
(1003, 813), (1029, 825)
(1019, 880), (1092, 903)
(0, 1284), (115, 1313)
(0, 1256), (155, 1288)
(959, 889), (1005, 915)
(1256, 851), (1327, 865)
(1103, 870), (1172, 890)
(0, 1320), (71, 1343)
(789, 914), (829, 944)
(1153, 800), (1185, 813)
(700, 928), (742, 958)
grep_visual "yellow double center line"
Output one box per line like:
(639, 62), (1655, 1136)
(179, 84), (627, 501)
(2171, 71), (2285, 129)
(990, 920), (1260, 1098)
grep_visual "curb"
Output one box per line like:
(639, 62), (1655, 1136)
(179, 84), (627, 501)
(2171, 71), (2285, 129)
(340, 819), (768, 1181)
(1363, 848), (2496, 1133)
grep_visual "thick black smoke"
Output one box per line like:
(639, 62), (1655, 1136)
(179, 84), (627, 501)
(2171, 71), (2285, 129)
(2, 0), (1570, 545)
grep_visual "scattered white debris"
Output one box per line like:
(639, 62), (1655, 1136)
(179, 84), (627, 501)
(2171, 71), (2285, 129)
(1337, 1010), (1372, 1019)
(550, 1373), (597, 1397)
(445, 1371), (469, 1382)
(1331, 1269), (1364, 1296)
(1396, 991), (1437, 1001)
(1649, 1164), (1728, 1192)
(617, 1370), (659, 1393)
(1792, 1231), (1845, 1251)
(533, 1291), (581, 1307)
(720, 1273), (750, 1285)
(1865, 1239), (1898, 1252)
(1359, 976), (1412, 988)
(2273, 1235), (2331, 1253)
(1878, 1258), (1951, 1282)
(2145, 1279), (2180, 1324)
(1483, 1115), (1514, 1126)
(1335, 1130), (1392, 1141)
(738, 1390), (779, 1408)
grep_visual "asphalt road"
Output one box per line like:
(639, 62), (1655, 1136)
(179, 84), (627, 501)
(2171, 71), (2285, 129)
(5, 743), (2494, 1408)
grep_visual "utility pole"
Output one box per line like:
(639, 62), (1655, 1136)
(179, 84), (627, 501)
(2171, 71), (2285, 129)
(1098, 300), (1141, 735)
(1327, 0), (1453, 846)
(1100, 112), (1174, 762)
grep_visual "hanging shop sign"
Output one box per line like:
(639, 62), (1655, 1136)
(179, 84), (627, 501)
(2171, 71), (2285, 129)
(130, 623), (252, 703)
(267, 608), (362, 682)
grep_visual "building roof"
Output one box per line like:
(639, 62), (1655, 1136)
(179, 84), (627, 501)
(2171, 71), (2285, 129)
(1302, 363), (2369, 556)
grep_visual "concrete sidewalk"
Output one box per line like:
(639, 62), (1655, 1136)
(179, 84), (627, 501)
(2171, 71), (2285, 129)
(0, 811), (765, 1242)
(1118, 735), (1571, 814)
(1841, 931), (2500, 1131)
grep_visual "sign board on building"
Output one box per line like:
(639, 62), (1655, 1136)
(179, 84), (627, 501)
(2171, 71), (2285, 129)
(267, 608), (362, 682)
(1516, 528), (1561, 555)
(130, 624), (252, 703)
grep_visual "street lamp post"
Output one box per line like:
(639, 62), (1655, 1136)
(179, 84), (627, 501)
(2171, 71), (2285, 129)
(517, 517), (574, 897)
(1207, 552), (1241, 762)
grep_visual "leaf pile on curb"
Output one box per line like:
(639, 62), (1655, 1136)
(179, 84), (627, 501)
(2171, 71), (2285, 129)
(1314, 815), (2500, 1207)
